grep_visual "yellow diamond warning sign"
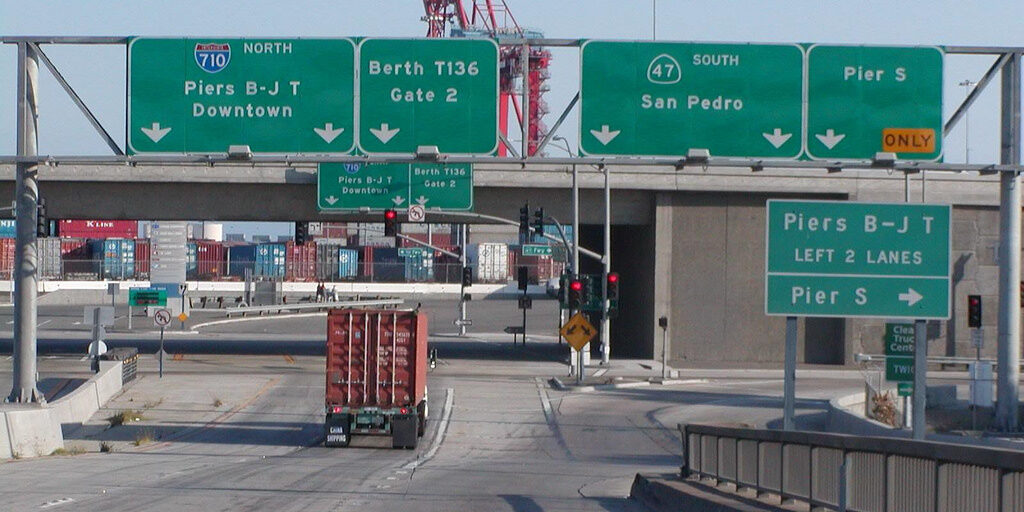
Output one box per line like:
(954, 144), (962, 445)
(560, 312), (597, 352)
(177, 312), (189, 322)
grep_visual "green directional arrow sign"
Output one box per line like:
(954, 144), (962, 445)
(128, 38), (355, 154)
(358, 38), (498, 155)
(128, 287), (167, 307)
(318, 162), (472, 211)
(318, 163), (409, 210)
(522, 244), (553, 256)
(580, 41), (804, 158)
(807, 45), (943, 161)
(765, 200), (950, 319)
(409, 163), (473, 210)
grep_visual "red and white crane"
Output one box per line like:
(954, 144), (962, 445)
(422, 1), (551, 156)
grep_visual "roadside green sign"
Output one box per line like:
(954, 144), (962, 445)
(128, 287), (167, 307)
(358, 38), (498, 155)
(807, 45), (943, 161)
(318, 162), (472, 211)
(886, 356), (915, 382)
(897, 382), (914, 396)
(580, 41), (803, 158)
(128, 38), (355, 154)
(522, 244), (553, 256)
(398, 248), (426, 257)
(884, 322), (915, 356)
(765, 200), (950, 319)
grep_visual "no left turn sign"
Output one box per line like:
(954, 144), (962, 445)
(154, 308), (172, 327)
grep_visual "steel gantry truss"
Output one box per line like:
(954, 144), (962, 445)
(3, 36), (1023, 433)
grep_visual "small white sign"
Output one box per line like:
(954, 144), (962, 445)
(408, 204), (426, 223)
(971, 328), (984, 349)
(154, 308), (172, 327)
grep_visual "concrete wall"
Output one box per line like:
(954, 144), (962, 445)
(1, 360), (123, 460)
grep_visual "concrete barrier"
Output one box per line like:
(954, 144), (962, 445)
(1, 360), (124, 460)
(826, 391), (911, 438)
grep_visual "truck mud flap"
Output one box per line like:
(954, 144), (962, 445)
(391, 414), (418, 449)
(325, 413), (352, 447)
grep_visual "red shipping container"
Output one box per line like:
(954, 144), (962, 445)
(134, 239), (150, 278)
(517, 254), (564, 282)
(285, 240), (318, 281)
(399, 233), (453, 248)
(0, 238), (15, 279)
(314, 222), (349, 239)
(360, 246), (374, 279)
(59, 238), (92, 276)
(326, 309), (428, 410)
(58, 220), (138, 239)
(195, 240), (226, 279)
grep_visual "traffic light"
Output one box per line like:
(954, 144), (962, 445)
(518, 204), (529, 242)
(462, 266), (473, 288)
(605, 272), (620, 301)
(968, 295), (982, 328)
(294, 221), (308, 245)
(518, 266), (529, 291)
(384, 209), (398, 237)
(36, 197), (47, 237)
(568, 277), (584, 309)
(533, 208), (545, 237)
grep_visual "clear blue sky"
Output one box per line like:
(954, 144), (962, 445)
(1, 1), (1022, 233)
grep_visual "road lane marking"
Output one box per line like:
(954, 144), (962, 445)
(283, 354), (295, 364)
(402, 387), (454, 471)
(535, 377), (574, 459)
(191, 312), (327, 330)
(40, 498), (74, 509)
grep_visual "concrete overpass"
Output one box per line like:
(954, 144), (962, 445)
(0, 162), (1009, 366)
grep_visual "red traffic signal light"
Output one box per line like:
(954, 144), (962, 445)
(568, 279), (584, 309)
(606, 272), (620, 301)
(570, 280), (583, 291)
(384, 209), (398, 237)
(968, 295), (982, 328)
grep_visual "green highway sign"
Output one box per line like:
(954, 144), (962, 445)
(884, 322), (915, 356)
(408, 163), (473, 210)
(807, 45), (943, 161)
(897, 382), (915, 396)
(358, 38), (498, 155)
(580, 41), (803, 158)
(886, 356), (915, 382)
(522, 244), (553, 256)
(128, 287), (167, 307)
(318, 162), (472, 211)
(765, 200), (950, 319)
(128, 38), (355, 154)
(398, 248), (427, 257)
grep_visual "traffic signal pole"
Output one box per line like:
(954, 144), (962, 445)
(601, 165), (611, 364)
(9, 42), (43, 403)
(996, 52), (1021, 432)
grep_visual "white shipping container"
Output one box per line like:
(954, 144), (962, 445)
(467, 242), (509, 283)
(39, 237), (62, 280)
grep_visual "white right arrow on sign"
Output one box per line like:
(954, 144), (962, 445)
(590, 125), (620, 145)
(898, 288), (923, 307)
(815, 129), (846, 149)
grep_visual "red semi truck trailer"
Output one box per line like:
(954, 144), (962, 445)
(325, 309), (428, 449)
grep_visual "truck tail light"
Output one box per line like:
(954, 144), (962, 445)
(400, 407), (409, 414)
(332, 406), (342, 413)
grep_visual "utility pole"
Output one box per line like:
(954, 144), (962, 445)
(996, 52), (1021, 432)
(9, 42), (43, 403)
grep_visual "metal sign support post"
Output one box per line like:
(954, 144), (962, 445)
(572, 164), (582, 381)
(8, 41), (42, 403)
(996, 52), (1022, 432)
(783, 316), (797, 431)
(128, 305), (132, 331)
(601, 165), (611, 364)
(521, 289), (527, 345)
(458, 224), (468, 336)
(912, 319), (927, 439)
(159, 326), (165, 378)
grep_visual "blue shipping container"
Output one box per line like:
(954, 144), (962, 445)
(227, 244), (257, 277)
(256, 243), (286, 278)
(371, 247), (404, 282)
(0, 219), (14, 238)
(338, 248), (359, 279)
(90, 238), (136, 279)
(403, 250), (434, 282)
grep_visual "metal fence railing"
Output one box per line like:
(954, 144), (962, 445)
(681, 423), (1024, 512)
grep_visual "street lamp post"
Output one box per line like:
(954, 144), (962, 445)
(960, 79), (976, 164)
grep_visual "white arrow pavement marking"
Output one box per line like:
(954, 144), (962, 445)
(762, 128), (793, 149)
(392, 196), (406, 206)
(370, 123), (400, 144)
(898, 288), (923, 307)
(313, 123), (344, 143)
(815, 129), (846, 150)
(416, 196), (429, 205)
(141, 122), (171, 143)
(589, 125), (620, 145)
(323, 195), (339, 205)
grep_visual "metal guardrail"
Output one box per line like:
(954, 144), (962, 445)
(224, 298), (404, 316)
(855, 353), (1024, 369)
(681, 423), (1024, 512)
